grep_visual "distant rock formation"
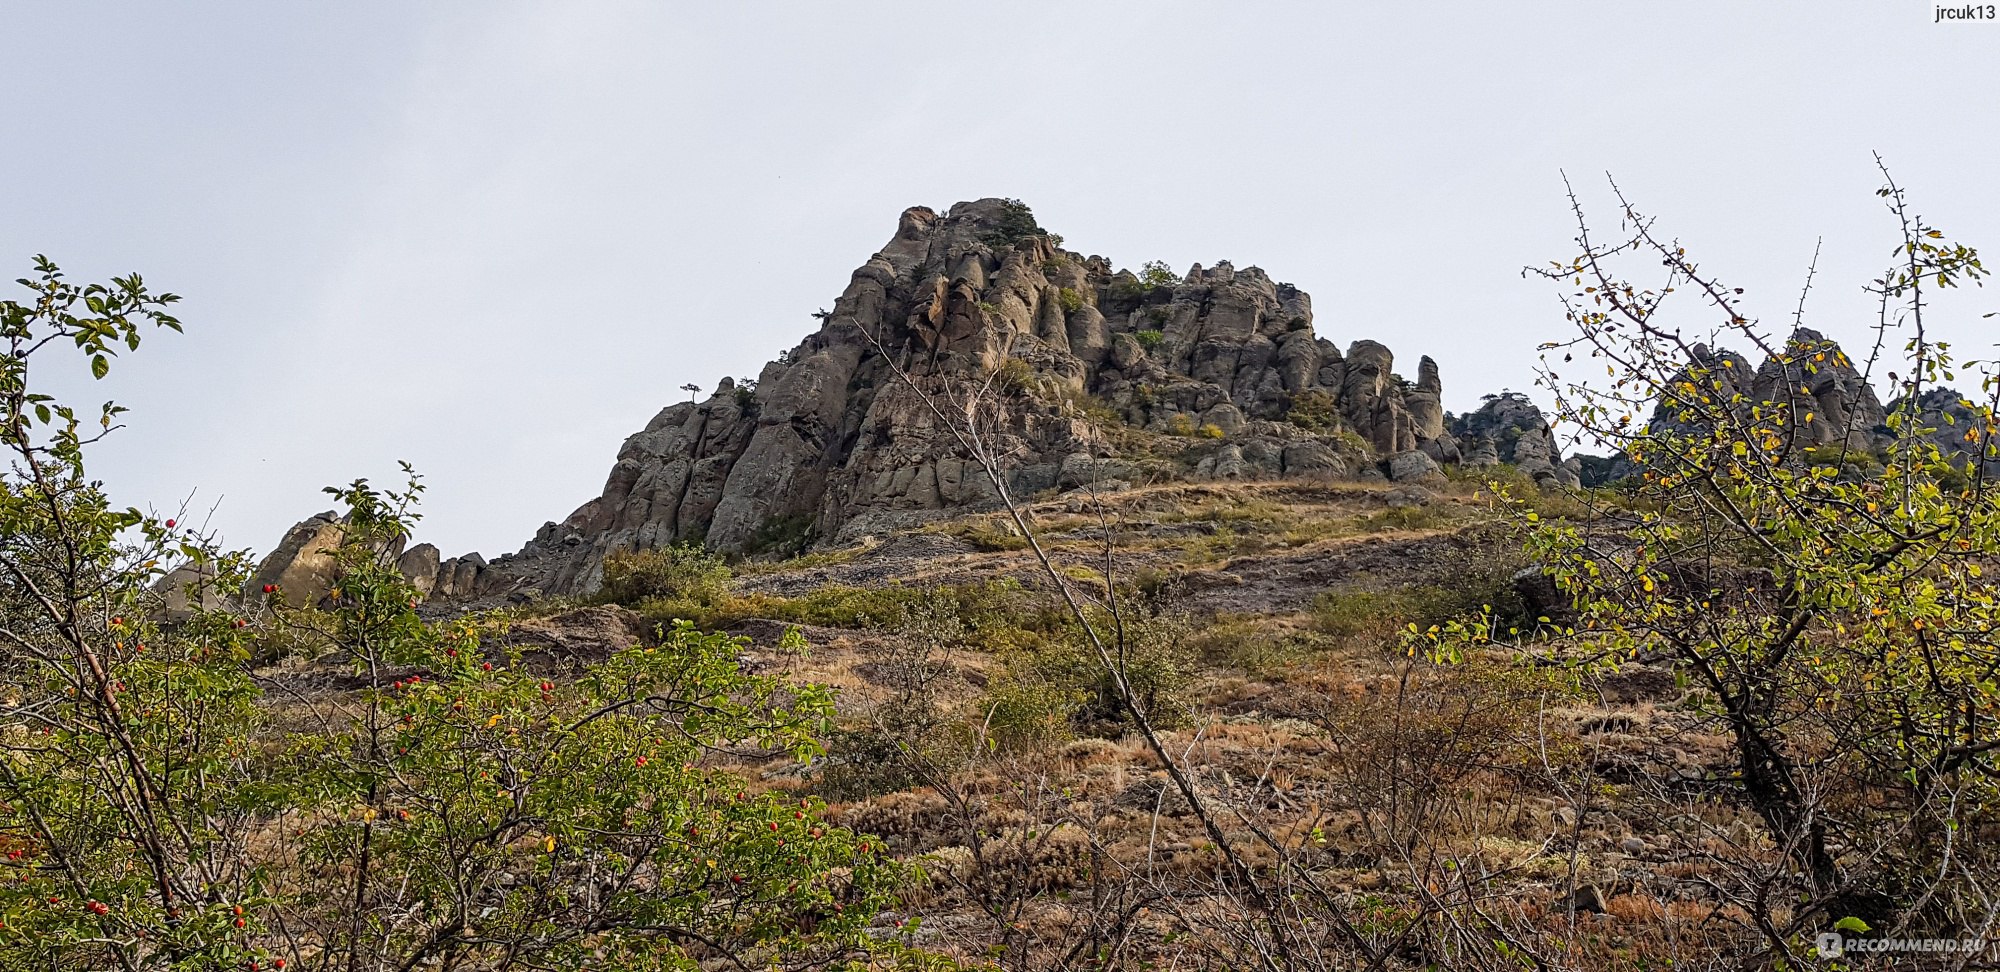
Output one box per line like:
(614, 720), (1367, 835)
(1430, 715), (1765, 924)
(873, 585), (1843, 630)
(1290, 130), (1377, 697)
(1649, 329), (1887, 451)
(253, 200), (1583, 602)
(1450, 392), (1582, 489)
(392, 199), (1486, 596)
(1747, 328), (1888, 450)
(1578, 326), (1987, 484)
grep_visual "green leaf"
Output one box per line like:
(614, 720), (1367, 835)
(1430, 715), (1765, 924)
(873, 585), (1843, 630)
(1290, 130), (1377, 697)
(90, 355), (109, 379)
(1834, 916), (1871, 933)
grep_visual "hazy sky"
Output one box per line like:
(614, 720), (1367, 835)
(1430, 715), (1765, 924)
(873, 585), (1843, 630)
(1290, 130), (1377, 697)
(5, 2), (1997, 558)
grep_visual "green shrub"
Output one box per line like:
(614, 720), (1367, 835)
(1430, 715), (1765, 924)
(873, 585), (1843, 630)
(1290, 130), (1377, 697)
(992, 357), (1036, 395)
(637, 580), (1065, 652)
(977, 199), (1043, 247)
(982, 676), (1082, 753)
(1311, 564), (1530, 647)
(1197, 422), (1225, 440)
(983, 610), (1196, 745)
(599, 543), (731, 606)
(1138, 260), (1179, 288)
(746, 512), (815, 557)
(1134, 328), (1165, 351)
(1190, 616), (1309, 677)
(0, 259), (900, 969)
(1056, 286), (1085, 313)
(1287, 388), (1342, 433)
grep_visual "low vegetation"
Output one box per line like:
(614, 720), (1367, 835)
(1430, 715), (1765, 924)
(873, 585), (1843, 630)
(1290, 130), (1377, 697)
(12, 173), (2000, 971)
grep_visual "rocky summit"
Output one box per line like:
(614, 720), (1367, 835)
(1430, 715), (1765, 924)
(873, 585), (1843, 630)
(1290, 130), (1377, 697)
(252, 199), (1578, 601)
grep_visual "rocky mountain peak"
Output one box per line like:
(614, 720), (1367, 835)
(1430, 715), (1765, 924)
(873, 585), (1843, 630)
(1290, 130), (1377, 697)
(245, 200), (1580, 601)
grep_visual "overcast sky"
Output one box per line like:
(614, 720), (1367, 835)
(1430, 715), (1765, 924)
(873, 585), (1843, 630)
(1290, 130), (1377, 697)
(4, 2), (1996, 558)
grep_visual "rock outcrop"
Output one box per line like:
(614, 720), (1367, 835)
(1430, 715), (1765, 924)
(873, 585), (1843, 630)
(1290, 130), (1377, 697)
(1583, 327), (1987, 484)
(247, 512), (350, 607)
(1648, 329), (1887, 452)
(1451, 392), (1582, 489)
(382, 199), (1477, 597)
(1745, 328), (1888, 450)
(245, 200), (1591, 603)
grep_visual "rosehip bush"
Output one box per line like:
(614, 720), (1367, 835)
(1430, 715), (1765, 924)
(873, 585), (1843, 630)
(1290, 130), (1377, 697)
(273, 476), (903, 969)
(0, 261), (904, 970)
(0, 259), (273, 969)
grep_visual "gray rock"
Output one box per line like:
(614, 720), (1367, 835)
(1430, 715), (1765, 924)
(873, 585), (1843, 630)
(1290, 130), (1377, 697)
(1451, 392), (1578, 489)
(406, 200), (1466, 598)
(1280, 440), (1347, 479)
(1384, 485), (1437, 508)
(398, 543), (441, 596)
(1564, 883), (1609, 915)
(1385, 449), (1444, 483)
(248, 512), (352, 607)
(152, 561), (223, 620)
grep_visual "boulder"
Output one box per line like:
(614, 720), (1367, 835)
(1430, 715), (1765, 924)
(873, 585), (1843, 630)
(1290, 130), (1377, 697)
(1385, 449), (1443, 483)
(1452, 393), (1579, 489)
(247, 512), (351, 607)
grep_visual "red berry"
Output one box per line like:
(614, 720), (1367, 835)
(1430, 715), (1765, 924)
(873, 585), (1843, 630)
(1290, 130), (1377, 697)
(234, 918), (245, 928)
(262, 584), (276, 594)
(111, 617), (124, 626)
(768, 822), (778, 832)
(164, 519), (176, 529)
(482, 662), (493, 671)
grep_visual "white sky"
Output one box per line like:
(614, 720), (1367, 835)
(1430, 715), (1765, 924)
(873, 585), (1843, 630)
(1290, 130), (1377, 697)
(5, 1), (1997, 558)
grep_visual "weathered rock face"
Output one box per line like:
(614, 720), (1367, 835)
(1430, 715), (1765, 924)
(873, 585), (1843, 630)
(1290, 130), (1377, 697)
(1747, 328), (1888, 450)
(247, 512), (351, 606)
(1648, 343), (1756, 436)
(375, 199), (1513, 599)
(248, 202), (1621, 605)
(241, 516), (465, 609)
(1647, 330), (1886, 450)
(1893, 387), (2000, 474)
(1451, 392), (1582, 489)
(1586, 328), (1988, 484)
